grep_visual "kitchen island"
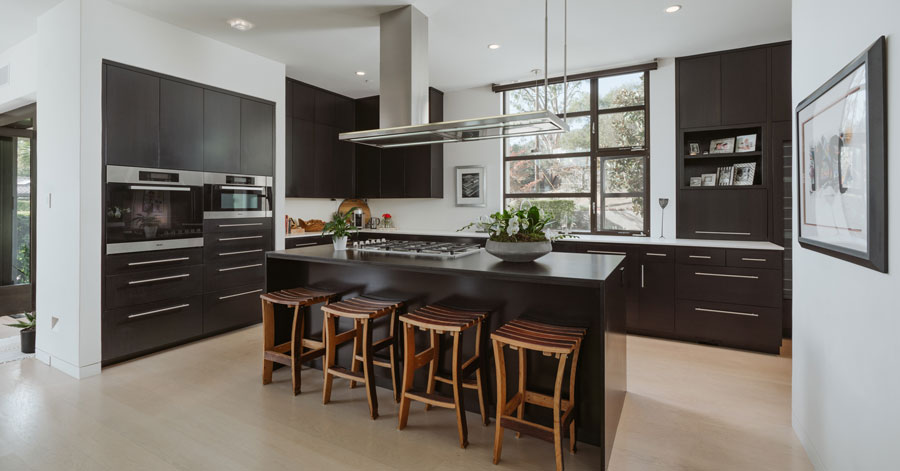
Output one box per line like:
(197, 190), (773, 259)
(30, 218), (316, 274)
(266, 245), (627, 468)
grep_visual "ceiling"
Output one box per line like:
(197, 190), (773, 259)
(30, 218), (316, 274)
(3, 1), (791, 98)
(0, 0), (64, 52)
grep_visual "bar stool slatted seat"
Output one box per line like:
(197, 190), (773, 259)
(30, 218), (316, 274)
(491, 318), (586, 471)
(398, 305), (490, 449)
(321, 296), (404, 420)
(260, 286), (339, 395)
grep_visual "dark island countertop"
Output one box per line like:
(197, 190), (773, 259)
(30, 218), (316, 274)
(268, 245), (625, 288)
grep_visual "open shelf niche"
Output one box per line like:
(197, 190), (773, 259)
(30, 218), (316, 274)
(680, 125), (765, 189)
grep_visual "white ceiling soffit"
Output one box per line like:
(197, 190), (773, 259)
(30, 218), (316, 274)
(108, 0), (791, 98)
(0, 0), (65, 52)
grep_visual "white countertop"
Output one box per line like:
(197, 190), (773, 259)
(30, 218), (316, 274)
(286, 228), (784, 251)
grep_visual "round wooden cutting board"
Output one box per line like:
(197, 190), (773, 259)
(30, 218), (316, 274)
(338, 198), (371, 225)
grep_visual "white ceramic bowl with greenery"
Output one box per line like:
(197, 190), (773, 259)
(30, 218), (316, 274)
(461, 205), (572, 262)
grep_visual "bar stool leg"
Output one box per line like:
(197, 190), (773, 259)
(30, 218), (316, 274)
(449, 331), (469, 448)
(262, 300), (275, 385)
(398, 322), (416, 430)
(492, 340), (506, 465)
(362, 318), (379, 420)
(389, 309), (401, 403)
(290, 305), (305, 395)
(568, 345), (581, 454)
(474, 320), (490, 426)
(515, 347), (526, 438)
(322, 312), (337, 405)
(552, 353), (569, 471)
(349, 319), (362, 389)
(425, 330), (440, 411)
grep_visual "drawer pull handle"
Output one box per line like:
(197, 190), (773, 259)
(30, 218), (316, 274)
(291, 242), (318, 248)
(218, 222), (263, 228)
(127, 256), (190, 266)
(218, 249), (264, 256)
(128, 303), (190, 319)
(221, 186), (265, 192)
(128, 273), (190, 285)
(129, 185), (191, 192)
(689, 255), (712, 259)
(641, 264), (645, 288)
(741, 257), (767, 262)
(218, 288), (264, 300)
(646, 252), (667, 257)
(695, 272), (759, 280)
(218, 263), (263, 272)
(218, 235), (264, 242)
(587, 250), (626, 255)
(695, 230), (751, 236)
(695, 307), (759, 318)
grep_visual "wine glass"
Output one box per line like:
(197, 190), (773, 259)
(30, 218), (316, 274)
(658, 198), (669, 238)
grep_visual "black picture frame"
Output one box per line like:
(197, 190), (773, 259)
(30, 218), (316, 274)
(795, 36), (888, 273)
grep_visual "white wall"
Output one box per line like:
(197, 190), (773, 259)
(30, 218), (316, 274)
(35, 0), (286, 378)
(0, 35), (37, 113)
(285, 63), (678, 236)
(791, 0), (900, 469)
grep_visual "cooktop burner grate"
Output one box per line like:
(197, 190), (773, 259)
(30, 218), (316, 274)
(351, 239), (483, 258)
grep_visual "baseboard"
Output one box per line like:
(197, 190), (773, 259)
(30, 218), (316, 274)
(792, 413), (827, 471)
(42, 354), (101, 379)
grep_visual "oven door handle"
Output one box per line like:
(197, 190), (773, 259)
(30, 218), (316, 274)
(220, 186), (265, 192)
(129, 185), (192, 192)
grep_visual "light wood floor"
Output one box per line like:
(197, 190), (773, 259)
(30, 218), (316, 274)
(0, 327), (811, 471)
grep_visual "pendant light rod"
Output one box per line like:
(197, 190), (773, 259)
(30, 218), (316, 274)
(563, 0), (568, 121)
(544, 0), (549, 110)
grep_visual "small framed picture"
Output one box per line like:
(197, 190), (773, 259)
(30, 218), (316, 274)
(709, 137), (735, 154)
(455, 165), (486, 207)
(701, 173), (717, 186)
(688, 143), (701, 155)
(716, 166), (734, 186)
(736, 134), (757, 153)
(689, 176), (702, 187)
(733, 162), (757, 185)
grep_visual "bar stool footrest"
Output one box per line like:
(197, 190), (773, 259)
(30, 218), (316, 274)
(499, 416), (555, 443)
(404, 389), (455, 409)
(327, 366), (365, 382)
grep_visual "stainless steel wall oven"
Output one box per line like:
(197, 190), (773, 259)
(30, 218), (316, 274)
(203, 172), (272, 219)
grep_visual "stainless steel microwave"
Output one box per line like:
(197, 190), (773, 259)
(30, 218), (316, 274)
(203, 172), (273, 219)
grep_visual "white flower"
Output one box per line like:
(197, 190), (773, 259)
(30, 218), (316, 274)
(520, 218), (530, 230)
(507, 219), (520, 237)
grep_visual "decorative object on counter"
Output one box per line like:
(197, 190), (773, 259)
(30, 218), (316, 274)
(455, 165), (487, 207)
(701, 173), (717, 186)
(702, 150), (710, 155)
(796, 36), (887, 272)
(5, 312), (35, 354)
(689, 176), (702, 187)
(322, 207), (358, 250)
(338, 198), (370, 227)
(709, 137), (735, 154)
(366, 217), (382, 229)
(297, 218), (325, 232)
(716, 166), (734, 186)
(382, 213), (394, 229)
(735, 133), (757, 152)
(460, 205), (572, 262)
(688, 142), (701, 155)
(658, 198), (669, 238)
(732, 162), (757, 186)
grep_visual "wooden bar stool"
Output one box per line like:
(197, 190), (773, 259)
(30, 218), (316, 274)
(397, 305), (491, 449)
(260, 286), (339, 395)
(321, 296), (404, 419)
(490, 318), (586, 471)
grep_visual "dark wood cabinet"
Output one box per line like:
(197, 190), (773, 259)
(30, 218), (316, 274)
(769, 121), (792, 244)
(105, 64), (160, 167)
(380, 149), (406, 198)
(290, 118), (316, 197)
(636, 247), (675, 333)
(315, 89), (337, 125)
(677, 55), (721, 128)
(354, 96), (382, 198)
(770, 44), (792, 122)
(721, 48), (768, 125)
(313, 123), (335, 196)
(677, 188), (768, 240)
(203, 89), (241, 173)
(240, 99), (275, 176)
(159, 79), (203, 171)
(292, 82), (316, 121)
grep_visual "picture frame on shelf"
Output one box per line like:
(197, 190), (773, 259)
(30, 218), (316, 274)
(689, 176), (702, 187)
(455, 165), (486, 207)
(796, 36), (887, 273)
(701, 173), (716, 186)
(716, 166), (734, 186)
(689, 142), (701, 155)
(735, 134), (757, 152)
(733, 162), (757, 185)
(709, 137), (735, 154)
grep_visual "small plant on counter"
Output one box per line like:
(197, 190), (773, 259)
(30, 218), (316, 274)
(459, 205), (573, 242)
(382, 213), (393, 228)
(323, 207), (358, 250)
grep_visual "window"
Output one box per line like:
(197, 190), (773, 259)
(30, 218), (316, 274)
(503, 70), (650, 234)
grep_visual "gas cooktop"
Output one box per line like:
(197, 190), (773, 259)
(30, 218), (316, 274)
(351, 239), (483, 259)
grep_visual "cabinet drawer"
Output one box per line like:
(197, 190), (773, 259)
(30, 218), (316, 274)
(204, 258), (266, 291)
(675, 300), (781, 353)
(102, 296), (203, 362)
(203, 283), (265, 333)
(203, 217), (273, 234)
(105, 248), (202, 276)
(105, 265), (203, 309)
(204, 231), (271, 262)
(577, 244), (631, 256)
(286, 236), (329, 249)
(640, 246), (674, 263)
(675, 265), (781, 307)
(727, 249), (783, 269)
(675, 247), (726, 266)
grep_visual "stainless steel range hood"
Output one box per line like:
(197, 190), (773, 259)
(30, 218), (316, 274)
(339, 5), (569, 149)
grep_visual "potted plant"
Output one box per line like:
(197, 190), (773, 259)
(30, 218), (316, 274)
(323, 207), (358, 250)
(5, 312), (35, 354)
(460, 205), (572, 262)
(382, 213), (393, 229)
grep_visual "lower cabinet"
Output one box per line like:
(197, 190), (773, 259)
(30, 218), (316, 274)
(675, 300), (781, 353)
(636, 247), (675, 333)
(102, 296), (203, 362)
(203, 284), (265, 334)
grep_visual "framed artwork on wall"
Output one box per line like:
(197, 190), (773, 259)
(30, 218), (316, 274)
(796, 36), (887, 273)
(455, 165), (486, 207)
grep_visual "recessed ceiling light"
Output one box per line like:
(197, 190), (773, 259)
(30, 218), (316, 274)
(488, 44), (501, 50)
(665, 5), (682, 13)
(356, 71), (366, 76)
(228, 18), (254, 31)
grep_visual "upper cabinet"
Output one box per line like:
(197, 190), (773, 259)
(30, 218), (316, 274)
(105, 64), (160, 167)
(721, 48), (768, 125)
(103, 61), (275, 176)
(770, 44), (792, 123)
(677, 55), (721, 129)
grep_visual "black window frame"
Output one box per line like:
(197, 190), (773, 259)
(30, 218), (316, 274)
(502, 69), (651, 236)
